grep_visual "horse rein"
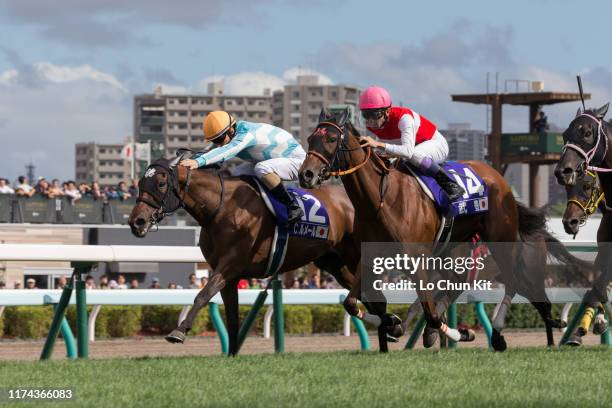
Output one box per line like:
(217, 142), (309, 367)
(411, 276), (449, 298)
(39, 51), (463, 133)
(306, 121), (391, 177)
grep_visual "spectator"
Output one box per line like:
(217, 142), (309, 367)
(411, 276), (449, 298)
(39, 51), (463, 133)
(15, 176), (35, 197)
(105, 186), (119, 199)
(129, 178), (139, 197)
(188, 273), (199, 289)
(116, 274), (128, 289)
(55, 276), (68, 289)
(91, 182), (104, 200)
(64, 181), (82, 202)
(150, 277), (161, 289)
(200, 277), (208, 288)
(0, 281), (6, 289)
(35, 178), (51, 198)
(117, 181), (131, 200)
(237, 279), (249, 289)
(78, 182), (92, 197)
(534, 108), (549, 136)
(85, 275), (96, 289)
(168, 282), (177, 289)
(307, 274), (320, 289)
(48, 179), (64, 198)
(130, 278), (139, 289)
(108, 279), (119, 289)
(14, 281), (22, 289)
(0, 178), (14, 194)
(25, 278), (37, 289)
(99, 274), (109, 289)
(322, 276), (339, 289)
(248, 278), (261, 289)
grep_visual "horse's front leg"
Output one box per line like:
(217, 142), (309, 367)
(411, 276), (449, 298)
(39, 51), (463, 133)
(165, 272), (226, 343)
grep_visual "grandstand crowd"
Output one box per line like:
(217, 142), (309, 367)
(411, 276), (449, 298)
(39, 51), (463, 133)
(0, 176), (138, 201)
(0, 273), (341, 291)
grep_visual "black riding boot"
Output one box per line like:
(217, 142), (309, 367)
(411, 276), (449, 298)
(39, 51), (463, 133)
(434, 169), (466, 202)
(269, 183), (304, 225)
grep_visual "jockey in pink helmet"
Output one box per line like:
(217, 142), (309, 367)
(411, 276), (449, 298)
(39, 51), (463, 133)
(358, 86), (465, 201)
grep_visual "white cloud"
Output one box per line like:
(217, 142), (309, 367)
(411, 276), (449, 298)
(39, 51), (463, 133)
(194, 71), (286, 95)
(0, 69), (18, 85)
(33, 62), (127, 91)
(0, 62), (130, 182)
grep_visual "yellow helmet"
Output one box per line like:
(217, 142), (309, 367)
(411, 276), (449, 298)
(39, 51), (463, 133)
(203, 111), (235, 142)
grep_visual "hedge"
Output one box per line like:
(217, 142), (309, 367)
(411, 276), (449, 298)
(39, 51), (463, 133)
(3, 306), (53, 338)
(0, 303), (582, 339)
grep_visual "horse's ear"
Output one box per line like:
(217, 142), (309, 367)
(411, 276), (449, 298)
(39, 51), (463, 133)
(576, 107), (582, 117)
(319, 107), (333, 122)
(595, 103), (609, 119)
(168, 155), (181, 169)
(336, 108), (350, 127)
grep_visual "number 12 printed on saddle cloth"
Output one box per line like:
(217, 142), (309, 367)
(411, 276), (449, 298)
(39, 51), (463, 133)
(269, 188), (331, 240)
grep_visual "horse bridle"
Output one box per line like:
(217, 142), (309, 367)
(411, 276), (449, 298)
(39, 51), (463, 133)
(306, 121), (389, 178)
(563, 113), (610, 173)
(567, 170), (605, 227)
(136, 163), (193, 226)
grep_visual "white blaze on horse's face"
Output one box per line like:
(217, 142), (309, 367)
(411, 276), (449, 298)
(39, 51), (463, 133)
(145, 168), (156, 178)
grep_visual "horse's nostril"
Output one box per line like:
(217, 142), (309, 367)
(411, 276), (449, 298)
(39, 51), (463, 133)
(569, 218), (579, 226)
(135, 217), (146, 227)
(304, 170), (314, 181)
(562, 167), (574, 175)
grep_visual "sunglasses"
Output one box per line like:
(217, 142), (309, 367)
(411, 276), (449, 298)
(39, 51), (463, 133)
(211, 134), (227, 145)
(361, 109), (386, 120)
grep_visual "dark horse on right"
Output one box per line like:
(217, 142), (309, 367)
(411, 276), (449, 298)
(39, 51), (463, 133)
(300, 108), (586, 351)
(555, 103), (612, 344)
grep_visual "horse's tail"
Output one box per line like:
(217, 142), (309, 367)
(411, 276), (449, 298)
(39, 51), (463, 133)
(517, 203), (595, 275)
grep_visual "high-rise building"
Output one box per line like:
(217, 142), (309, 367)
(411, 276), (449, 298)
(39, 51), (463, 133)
(272, 75), (362, 145)
(75, 142), (131, 187)
(441, 123), (487, 161)
(133, 83), (273, 159)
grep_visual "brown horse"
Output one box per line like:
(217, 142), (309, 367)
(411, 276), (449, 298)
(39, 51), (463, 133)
(128, 154), (398, 355)
(299, 109), (577, 351)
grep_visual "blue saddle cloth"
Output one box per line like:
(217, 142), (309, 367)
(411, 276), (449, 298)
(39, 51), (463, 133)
(253, 179), (332, 277)
(410, 161), (489, 217)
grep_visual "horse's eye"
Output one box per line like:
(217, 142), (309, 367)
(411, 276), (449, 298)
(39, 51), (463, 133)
(327, 137), (337, 143)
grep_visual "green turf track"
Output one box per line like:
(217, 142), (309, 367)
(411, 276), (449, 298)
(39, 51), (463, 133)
(1, 347), (611, 408)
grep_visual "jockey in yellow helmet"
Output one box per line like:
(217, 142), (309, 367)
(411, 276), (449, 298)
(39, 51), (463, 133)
(180, 111), (306, 224)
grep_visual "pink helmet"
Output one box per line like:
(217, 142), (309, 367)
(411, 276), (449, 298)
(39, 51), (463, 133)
(359, 86), (392, 110)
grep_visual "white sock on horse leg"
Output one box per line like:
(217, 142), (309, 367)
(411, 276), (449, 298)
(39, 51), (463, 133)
(492, 301), (509, 332)
(440, 323), (461, 341)
(362, 313), (382, 327)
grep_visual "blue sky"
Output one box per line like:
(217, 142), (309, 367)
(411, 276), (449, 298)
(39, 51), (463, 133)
(2, 0), (612, 180)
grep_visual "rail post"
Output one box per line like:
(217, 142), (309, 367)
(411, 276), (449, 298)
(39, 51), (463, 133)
(448, 302), (458, 349)
(560, 301), (587, 345)
(475, 302), (492, 349)
(40, 281), (74, 360)
(209, 303), (229, 355)
(405, 313), (427, 349)
(237, 289), (268, 352)
(272, 277), (284, 353)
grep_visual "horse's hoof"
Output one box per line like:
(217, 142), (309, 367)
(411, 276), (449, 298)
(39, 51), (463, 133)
(422, 325), (438, 348)
(165, 329), (186, 344)
(564, 334), (583, 346)
(380, 313), (402, 327)
(387, 323), (405, 339)
(550, 319), (567, 329)
(491, 329), (507, 352)
(593, 317), (608, 335)
(459, 328), (476, 342)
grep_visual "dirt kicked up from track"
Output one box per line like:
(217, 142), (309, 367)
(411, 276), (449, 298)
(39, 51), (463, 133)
(0, 330), (604, 360)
